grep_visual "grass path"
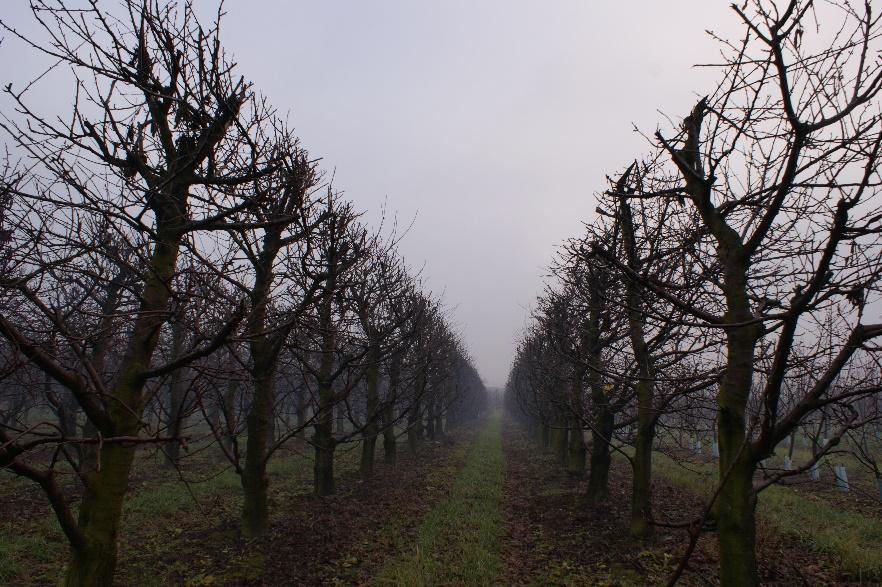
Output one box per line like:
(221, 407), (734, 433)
(374, 412), (505, 586)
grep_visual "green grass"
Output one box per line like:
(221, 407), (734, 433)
(650, 451), (882, 578)
(122, 448), (311, 523)
(0, 446), (316, 585)
(374, 413), (505, 586)
(0, 516), (63, 584)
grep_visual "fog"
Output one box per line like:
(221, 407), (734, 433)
(1, 1), (746, 386)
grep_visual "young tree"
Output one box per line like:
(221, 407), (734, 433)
(226, 130), (323, 537)
(350, 249), (420, 479)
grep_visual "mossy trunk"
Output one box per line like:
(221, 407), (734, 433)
(314, 295), (337, 496)
(567, 425), (585, 477)
(360, 344), (380, 480)
(706, 224), (761, 586)
(164, 318), (188, 467)
(630, 386), (655, 538)
(617, 194), (657, 538)
(716, 454), (757, 586)
(240, 234), (284, 538)
(586, 406), (614, 503)
(63, 217), (183, 586)
(65, 442), (136, 586)
(567, 372), (586, 477)
(671, 107), (766, 584)
(715, 322), (760, 586)
(241, 371), (273, 537)
(314, 415), (336, 495)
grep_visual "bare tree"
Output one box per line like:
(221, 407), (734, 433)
(0, 2), (284, 583)
(644, 2), (882, 583)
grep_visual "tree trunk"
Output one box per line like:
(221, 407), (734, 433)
(617, 193), (658, 538)
(221, 377), (238, 454)
(240, 234), (284, 538)
(314, 295), (337, 496)
(715, 325), (760, 586)
(64, 442), (136, 586)
(550, 423), (568, 464)
(241, 371), (273, 537)
(383, 352), (401, 465)
(408, 397), (422, 454)
(383, 403), (397, 465)
(567, 373), (586, 477)
(314, 414), (335, 495)
(710, 236), (761, 585)
(63, 220), (183, 585)
(165, 383), (184, 465)
(716, 453), (757, 586)
(586, 406), (614, 503)
(360, 344), (380, 479)
(164, 319), (188, 467)
(567, 424), (585, 477)
(630, 385), (655, 538)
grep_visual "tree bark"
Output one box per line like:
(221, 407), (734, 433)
(383, 402), (397, 465)
(313, 413), (335, 495)
(313, 296), (337, 496)
(616, 189), (659, 537)
(63, 217), (183, 586)
(586, 405), (614, 503)
(164, 319), (188, 467)
(240, 232), (285, 537)
(359, 343), (380, 479)
(715, 321), (760, 586)
(241, 370), (273, 536)
(295, 385), (307, 439)
(630, 385), (655, 538)
(407, 396), (422, 454)
(65, 442), (136, 587)
(566, 373), (586, 477)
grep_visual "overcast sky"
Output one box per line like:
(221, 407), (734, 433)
(2, 1), (747, 387)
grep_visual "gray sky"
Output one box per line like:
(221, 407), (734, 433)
(2, 1), (745, 387)
(217, 1), (745, 387)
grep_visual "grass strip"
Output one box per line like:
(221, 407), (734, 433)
(374, 413), (505, 586)
(651, 451), (882, 578)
